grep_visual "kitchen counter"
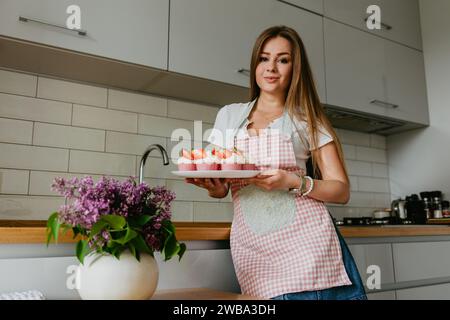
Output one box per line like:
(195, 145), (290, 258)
(152, 288), (264, 300)
(1, 220), (450, 243)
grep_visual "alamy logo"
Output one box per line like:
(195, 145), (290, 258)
(366, 5), (382, 30)
(66, 5), (81, 30)
(66, 264), (81, 290)
(366, 265), (381, 290)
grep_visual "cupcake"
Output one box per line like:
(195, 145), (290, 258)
(193, 148), (220, 171)
(177, 149), (196, 171)
(219, 148), (246, 170)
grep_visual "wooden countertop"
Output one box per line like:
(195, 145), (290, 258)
(1, 220), (450, 244)
(152, 288), (264, 300)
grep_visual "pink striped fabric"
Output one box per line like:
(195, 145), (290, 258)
(228, 127), (351, 299)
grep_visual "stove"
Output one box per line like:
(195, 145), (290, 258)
(335, 217), (413, 226)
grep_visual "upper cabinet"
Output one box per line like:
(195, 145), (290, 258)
(324, 0), (422, 50)
(169, 0), (326, 102)
(324, 19), (429, 125)
(0, 0), (169, 69)
(280, 0), (324, 15)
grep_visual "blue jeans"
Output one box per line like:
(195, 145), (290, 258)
(271, 221), (367, 300)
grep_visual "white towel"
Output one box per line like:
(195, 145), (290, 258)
(0, 290), (45, 300)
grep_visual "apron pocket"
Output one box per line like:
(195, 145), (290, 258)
(237, 184), (298, 236)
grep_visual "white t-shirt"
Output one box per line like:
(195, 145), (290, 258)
(206, 99), (334, 172)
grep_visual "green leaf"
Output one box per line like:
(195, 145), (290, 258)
(111, 246), (125, 260)
(178, 243), (187, 261)
(128, 242), (139, 261)
(89, 220), (108, 240)
(46, 212), (60, 246)
(112, 225), (138, 245)
(163, 233), (179, 261)
(76, 240), (90, 264)
(131, 234), (152, 255)
(128, 215), (152, 228)
(101, 215), (126, 230)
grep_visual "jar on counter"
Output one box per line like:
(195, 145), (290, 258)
(443, 201), (450, 218)
(433, 197), (443, 219)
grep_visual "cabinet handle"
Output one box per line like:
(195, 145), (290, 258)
(19, 16), (87, 36)
(370, 99), (398, 109)
(364, 17), (393, 30)
(237, 68), (251, 76)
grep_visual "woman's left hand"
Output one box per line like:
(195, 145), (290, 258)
(243, 169), (299, 191)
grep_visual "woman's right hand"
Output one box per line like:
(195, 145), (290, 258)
(185, 178), (230, 198)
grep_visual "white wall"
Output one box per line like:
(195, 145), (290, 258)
(388, 0), (450, 200)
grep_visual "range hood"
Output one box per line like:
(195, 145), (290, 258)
(0, 35), (427, 136)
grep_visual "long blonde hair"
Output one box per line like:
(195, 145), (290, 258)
(249, 25), (348, 181)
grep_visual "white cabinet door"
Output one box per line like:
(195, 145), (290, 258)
(0, 0), (169, 69)
(169, 0), (326, 102)
(384, 41), (429, 124)
(393, 242), (450, 282)
(280, 0), (324, 14)
(324, 19), (387, 117)
(396, 283), (450, 300)
(324, 18), (429, 124)
(348, 243), (395, 286)
(323, 0), (422, 50)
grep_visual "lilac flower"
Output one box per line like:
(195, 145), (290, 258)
(50, 175), (177, 254)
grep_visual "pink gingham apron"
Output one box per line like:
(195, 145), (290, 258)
(228, 111), (352, 299)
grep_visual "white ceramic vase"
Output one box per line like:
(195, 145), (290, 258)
(76, 250), (159, 300)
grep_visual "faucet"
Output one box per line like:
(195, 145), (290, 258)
(139, 144), (170, 184)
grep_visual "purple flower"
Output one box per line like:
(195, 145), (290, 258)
(50, 175), (176, 253)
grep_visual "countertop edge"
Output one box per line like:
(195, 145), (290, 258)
(1, 221), (450, 243)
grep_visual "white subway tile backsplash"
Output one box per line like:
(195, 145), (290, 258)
(171, 201), (194, 222)
(106, 131), (166, 156)
(139, 157), (179, 180)
(372, 163), (389, 178)
(29, 171), (165, 196)
(138, 114), (194, 138)
(0, 143), (69, 171)
(338, 129), (371, 147)
(342, 144), (356, 160)
(37, 77), (107, 107)
(356, 146), (387, 163)
(0, 195), (65, 220)
(168, 99), (217, 123)
(0, 93), (72, 124)
(0, 118), (33, 144)
(0, 169), (29, 194)
(346, 160), (372, 177)
(373, 193), (392, 208)
(165, 179), (220, 202)
(0, 70), (394, 221)
(0, 69), (37, 97)
(193, 202), (234, 222)
(370, 134), (386, 149)
(357, 177), (390, 193)
(347, 192), (375, 207)
(69, 150), (135, 176)
(33, 123), (105, 151)
(349, 176), (358, 192)
(108, 89), (167, 116)
(72, 104), (137, 133)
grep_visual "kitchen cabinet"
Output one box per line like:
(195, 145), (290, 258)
(396, 283), (450, 300)
(0, 0), (169, 69)
(393, 241), (450, 282)
(279, 0), (324, 15)
(324, 18), (429, 125)
(348, 243), (395, 286)
(323, 0), (422, 50)
(169, 0), (326, 102)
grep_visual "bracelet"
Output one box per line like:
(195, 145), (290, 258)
(302, 176), (314, 196)
(288, 172), (304, 195)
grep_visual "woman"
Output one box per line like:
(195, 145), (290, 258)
(185, 25), (367, 300)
